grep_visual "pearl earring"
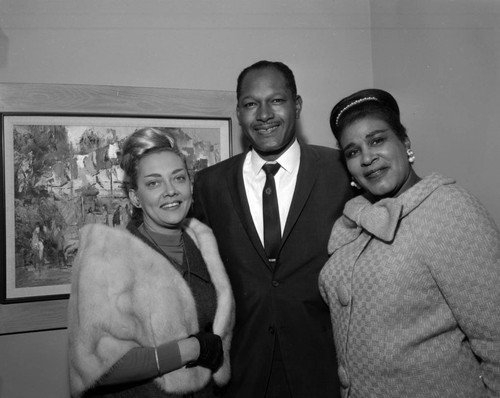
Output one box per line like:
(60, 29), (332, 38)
(350, 179), (361, 189)
(407, 148), (415, 164)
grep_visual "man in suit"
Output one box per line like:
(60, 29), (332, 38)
(193, 60), (353, 397)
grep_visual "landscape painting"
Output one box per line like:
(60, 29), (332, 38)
(1, 114), (231, 302)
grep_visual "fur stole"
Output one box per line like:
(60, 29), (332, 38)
(67, 218), (234, 397)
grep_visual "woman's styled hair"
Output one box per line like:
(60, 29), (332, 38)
(119, 127), (185, 223)
(330, 88), (408, 145)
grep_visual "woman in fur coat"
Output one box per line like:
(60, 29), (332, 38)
(68, 128), (235, 398)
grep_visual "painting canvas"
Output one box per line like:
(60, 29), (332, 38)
(1, 114), (231, 302)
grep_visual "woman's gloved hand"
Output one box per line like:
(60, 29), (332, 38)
(187, 331), (223, 372)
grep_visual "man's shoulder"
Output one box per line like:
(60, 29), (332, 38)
(301, 143), (345, 164)
(196, 152), (245, 179)
(304, 142), (340, 152)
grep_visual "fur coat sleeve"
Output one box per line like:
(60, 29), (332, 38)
(67, 218), (234, 397)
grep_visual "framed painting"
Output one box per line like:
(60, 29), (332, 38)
(1, 113), (232, 304)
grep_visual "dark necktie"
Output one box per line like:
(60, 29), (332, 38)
(262, 163), (281, 262)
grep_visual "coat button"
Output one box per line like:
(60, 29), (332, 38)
(272, 280), (280, 287)
(268, 326), (275, 334)
(337, 284), (350, 306)
(338, 365), (349, 389)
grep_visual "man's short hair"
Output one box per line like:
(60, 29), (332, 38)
(236, 60), (297, 101)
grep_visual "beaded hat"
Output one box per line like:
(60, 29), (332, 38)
(330, 88), (400, 140)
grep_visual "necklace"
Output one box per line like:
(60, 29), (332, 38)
(141, 224), (191, 286)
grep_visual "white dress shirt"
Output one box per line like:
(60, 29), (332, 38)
(242, 139), (301, 246)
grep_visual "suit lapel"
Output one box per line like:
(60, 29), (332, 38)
(225, 145), (319, 270)
(225, 154), (271, 268)
(281, 144), (318, 245)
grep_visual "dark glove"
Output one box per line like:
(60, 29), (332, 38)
(186, 331), (223, 373)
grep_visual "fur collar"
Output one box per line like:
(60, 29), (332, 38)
(68, 218), (234, 397)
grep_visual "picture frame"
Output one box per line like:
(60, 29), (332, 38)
(0, 82), (237, 335)
(1, 113), (231, 304)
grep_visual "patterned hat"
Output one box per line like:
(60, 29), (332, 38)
(330, 88), (400, 140)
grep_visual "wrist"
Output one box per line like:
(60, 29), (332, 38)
(178, 336), (200, 365)
(156, 341), (182, 374)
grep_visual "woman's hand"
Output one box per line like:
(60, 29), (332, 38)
(186, 332), (223, 372)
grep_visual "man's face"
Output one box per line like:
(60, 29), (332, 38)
(237, 67), (302, 161)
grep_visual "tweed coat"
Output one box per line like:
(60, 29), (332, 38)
(67, 218), (234, 398)
(319, 173), (500, 398)
(193, 143), (353, 398)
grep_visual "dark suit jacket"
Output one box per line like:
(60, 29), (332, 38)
(193, 143), (353, 398)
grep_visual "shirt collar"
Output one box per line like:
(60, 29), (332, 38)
(250, 139), (301, 175)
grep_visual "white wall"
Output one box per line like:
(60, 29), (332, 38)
(371, 0), (500, 225)
(0, 0), (373, 150)
(0, 1), (373, 396)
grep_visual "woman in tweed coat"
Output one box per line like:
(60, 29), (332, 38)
(320, 89), (500, 398)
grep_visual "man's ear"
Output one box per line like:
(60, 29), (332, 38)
(295, 95), (303, 119)
(236, 105), (242, 126)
